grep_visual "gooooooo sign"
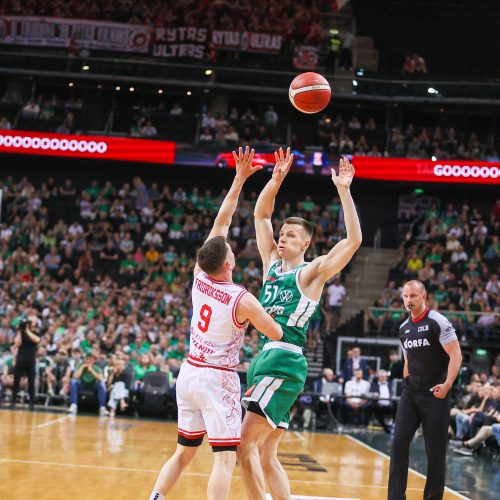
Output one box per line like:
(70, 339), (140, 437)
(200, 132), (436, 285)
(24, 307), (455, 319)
(434, 163), (499, 179)
(0, 134), (108, 154)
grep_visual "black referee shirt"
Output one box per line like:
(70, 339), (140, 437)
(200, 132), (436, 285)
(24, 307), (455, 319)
(399, 307), (457, 382)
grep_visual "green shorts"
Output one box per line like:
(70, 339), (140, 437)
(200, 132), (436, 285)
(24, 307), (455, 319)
(241, 342), (307, 429)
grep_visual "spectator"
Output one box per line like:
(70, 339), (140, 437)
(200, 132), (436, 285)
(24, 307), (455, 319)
(43, 247), (61, 273)
(68, 353), (108, 416)
(263, 105), (279, 129)
(325, 276), (346, 330)
(107, 358), (132, 417)
(347, 116), (361, 129)
(139, 120), (158, 138)
(45, 348), (71, 397)
(387, 350), (404, 380)
(224, 125), (239, 144)
(339, 29), (354, 70)
(402, 55), (415, 77)
(342, 368), (371, 424)
(169, 103), (183, 116)
(199, 127), (214, 142)
(310, 367), (342, 428)
(22, 100), (40, 118)
(133, 353), (157, 395)
(56, 122), (71, 134)
(413, 54), (428, 77)
(0, 116), (12, 130)
(201, 111), (216, 130)
(343, 346), (369, 381)
(368, 369), (394, 433)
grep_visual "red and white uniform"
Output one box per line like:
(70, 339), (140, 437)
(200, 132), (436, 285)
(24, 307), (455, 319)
(176, 271), (248, 447)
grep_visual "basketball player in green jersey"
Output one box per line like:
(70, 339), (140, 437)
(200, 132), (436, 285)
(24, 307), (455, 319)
(239, 149), (362, 500)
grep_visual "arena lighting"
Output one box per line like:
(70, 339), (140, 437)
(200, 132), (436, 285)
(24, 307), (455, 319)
(68, 82), (74, 87)
(352, 80), (358, 86)
(115, 86), (121, 91)
(186, 91), (192, 95)
(129, 87), (135, 92)
(205, 69), (213, 76)
(97, 84), (102, 89)
(431, 155), (437, 161)
(427, 87), (438, 94)
(82, 65), (90, 71)
(158, 89), (163, 94)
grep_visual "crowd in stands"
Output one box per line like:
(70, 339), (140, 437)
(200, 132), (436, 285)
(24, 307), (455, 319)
(316, 113), (384, 157)
(0, 172), (348, 413)
(2, 83), (497, 164)
(315, 112), (497, 161)
(387, 124), (498, 161)
(198, 105), (281, 146)
(449, 369), (500, 458)
(366, 198), (500, 341)
(1, 90), (81, 135)
(0, 0), (343, 54)
(304, 348), (500, 460)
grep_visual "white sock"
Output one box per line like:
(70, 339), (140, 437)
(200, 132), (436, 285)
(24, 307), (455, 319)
(149, 491), (165, 500)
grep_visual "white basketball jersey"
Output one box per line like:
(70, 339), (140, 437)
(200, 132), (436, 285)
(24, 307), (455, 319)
(189, 271), (249, 369)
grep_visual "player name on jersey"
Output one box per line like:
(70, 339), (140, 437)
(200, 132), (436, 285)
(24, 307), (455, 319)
(194, 277), (232, 305)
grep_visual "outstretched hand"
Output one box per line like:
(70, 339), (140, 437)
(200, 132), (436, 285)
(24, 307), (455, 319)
(272, 147), (294, 182)
(331, 157), (355, 189)
(232, 146), (260, 179)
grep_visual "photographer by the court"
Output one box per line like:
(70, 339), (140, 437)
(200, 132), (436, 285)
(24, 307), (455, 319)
(12, 314), (42, 410)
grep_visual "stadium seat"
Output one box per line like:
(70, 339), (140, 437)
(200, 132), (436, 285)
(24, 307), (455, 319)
(140, 372), (171, 416)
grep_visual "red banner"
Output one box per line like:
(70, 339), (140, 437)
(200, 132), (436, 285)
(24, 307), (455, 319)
(0, 131), (175, 164)
(352, 156), (499, 185)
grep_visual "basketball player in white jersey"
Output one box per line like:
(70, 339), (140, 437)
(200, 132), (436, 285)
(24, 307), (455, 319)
(149, 146), (283, 500)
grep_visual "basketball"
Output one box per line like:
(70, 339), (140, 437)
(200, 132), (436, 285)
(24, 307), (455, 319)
(289, 72), (332, 114)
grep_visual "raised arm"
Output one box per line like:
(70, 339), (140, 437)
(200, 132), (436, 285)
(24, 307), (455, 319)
(254, 147), (294, 273)
(194, 146), (260, 276)
(301, 157), (362, 288)
(235, 292), (283, 341)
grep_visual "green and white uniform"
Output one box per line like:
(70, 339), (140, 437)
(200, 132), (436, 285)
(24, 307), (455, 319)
(242, 260), (319, 428)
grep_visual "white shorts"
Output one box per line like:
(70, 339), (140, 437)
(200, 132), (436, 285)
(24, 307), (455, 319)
(176, 360), (242, 448)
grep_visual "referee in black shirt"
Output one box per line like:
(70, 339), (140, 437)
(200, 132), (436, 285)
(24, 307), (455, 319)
(388, 280), (462, 500)
(11, 314), (42, 410)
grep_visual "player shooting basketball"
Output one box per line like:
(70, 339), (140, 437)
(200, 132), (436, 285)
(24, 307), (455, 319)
(149, 146), (283, 500)
(239, 149), (362, 499)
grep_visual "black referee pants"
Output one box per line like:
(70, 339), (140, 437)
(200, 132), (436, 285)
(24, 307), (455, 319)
(12, 359), (36, 405)
(388, 379), (451, 500)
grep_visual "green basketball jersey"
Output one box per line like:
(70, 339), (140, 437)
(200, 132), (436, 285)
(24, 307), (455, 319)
(258, 260), (319, 348)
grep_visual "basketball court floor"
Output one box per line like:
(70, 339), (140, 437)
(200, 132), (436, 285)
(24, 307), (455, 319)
(0, 408), (494, 499)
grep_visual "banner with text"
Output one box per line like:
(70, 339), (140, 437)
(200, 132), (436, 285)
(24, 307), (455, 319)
(0, 17), (283, 57)
(351, 156), (499, 185)
(211, 30), (282, 53)
(152, 26), (207, 59)
(0, 16), (151, 52)
(0, 131), (175, 164)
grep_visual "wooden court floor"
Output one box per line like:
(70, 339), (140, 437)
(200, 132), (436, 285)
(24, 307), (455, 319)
(0, 409), (467, 500)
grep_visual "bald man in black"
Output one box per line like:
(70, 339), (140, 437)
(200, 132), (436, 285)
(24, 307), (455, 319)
(388, 280), (462, 500)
